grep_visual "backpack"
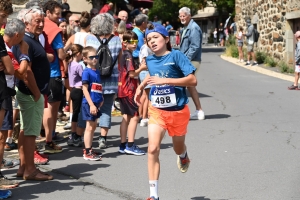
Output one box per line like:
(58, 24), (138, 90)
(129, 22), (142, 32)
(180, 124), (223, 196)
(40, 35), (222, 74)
(96, 34), (117, 77)
(253, 28), (260, 43)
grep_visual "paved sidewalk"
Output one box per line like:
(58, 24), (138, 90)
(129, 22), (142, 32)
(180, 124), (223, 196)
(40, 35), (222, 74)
(221, 55), (294, 82)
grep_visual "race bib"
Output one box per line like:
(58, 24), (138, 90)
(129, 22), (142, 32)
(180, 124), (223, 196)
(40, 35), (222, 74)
(150, 85), (177, 108)
(91, 83), (103, 93)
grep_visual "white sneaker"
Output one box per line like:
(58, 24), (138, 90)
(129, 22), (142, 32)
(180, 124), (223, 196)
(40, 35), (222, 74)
(190, 110), (205, 120)
(140, 118), (149, 127)
(63, 122), (71, 130)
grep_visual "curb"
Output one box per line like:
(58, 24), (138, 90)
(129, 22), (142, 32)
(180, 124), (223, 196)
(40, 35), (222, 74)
(221, 55), (294, 83)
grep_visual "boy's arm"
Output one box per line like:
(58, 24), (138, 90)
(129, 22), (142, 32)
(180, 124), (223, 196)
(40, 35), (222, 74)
(82, 84), (98, 115)
(129, 58), (147, 78)
(2, 55), (14, 75)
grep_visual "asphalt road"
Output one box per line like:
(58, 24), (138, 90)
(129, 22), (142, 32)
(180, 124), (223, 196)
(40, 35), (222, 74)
(5, 48), (300, 200)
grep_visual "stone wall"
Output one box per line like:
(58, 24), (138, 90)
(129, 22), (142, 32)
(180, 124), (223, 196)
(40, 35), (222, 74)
(235, 0), (300, 63)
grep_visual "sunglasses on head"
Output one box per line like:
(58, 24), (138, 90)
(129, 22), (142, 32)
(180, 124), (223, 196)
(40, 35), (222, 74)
(89, 55), (99, 60)
(125, 40), (138, 44)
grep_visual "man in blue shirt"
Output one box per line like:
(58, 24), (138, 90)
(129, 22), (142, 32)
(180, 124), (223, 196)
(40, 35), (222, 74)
(132, 14), (148, 67)
(165, 21), (173, 32)
(179, 7), (205, 120)
(43, 1), (67, 153)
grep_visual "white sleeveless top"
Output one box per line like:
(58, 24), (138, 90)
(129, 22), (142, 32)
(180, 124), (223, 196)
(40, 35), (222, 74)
(74, 32), (89, 47)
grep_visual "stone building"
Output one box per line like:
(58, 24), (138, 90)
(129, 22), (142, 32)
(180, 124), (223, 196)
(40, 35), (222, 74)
(235, 0), (300, 65)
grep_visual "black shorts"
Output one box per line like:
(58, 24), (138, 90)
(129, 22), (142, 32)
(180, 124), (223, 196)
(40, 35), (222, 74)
(119, 96), (139, 116)
(48, 77), (63, 103)
(0, 97), (12, 111)
(1, 97), (13, 130)
(70, 88), (83, 122)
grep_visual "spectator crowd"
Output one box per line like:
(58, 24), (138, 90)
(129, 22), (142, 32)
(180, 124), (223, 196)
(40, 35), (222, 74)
(0, 1), (205, 199)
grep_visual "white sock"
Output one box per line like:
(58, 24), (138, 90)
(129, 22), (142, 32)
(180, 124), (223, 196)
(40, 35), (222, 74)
(69, 113), (73, 123)
(6, 137), (12, 144)
(179, 150), (187, 158)
(149, 180), (158, 198)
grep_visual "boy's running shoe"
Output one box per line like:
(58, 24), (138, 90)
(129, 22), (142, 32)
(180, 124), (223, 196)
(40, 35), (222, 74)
(124, 144), (145, 156)
(67, 133), (83, 147)
(177, 153), (190, 173)
(83, 149), (101, 161)
(44, 142), (62, 154)
(0, 190), (12, 199)
(118, 144), (126, 154)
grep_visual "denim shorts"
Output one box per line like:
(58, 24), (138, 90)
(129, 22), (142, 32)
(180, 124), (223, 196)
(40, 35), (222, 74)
(139, 71), (150, 89)
(98, 93), (115, 129)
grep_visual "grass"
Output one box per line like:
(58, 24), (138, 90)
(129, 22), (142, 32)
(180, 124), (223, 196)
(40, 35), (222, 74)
(264, 56), (277, 67)
(255, 51), (268, 64)
(225, 44), (239, 58)
(278, 61), (294, 73)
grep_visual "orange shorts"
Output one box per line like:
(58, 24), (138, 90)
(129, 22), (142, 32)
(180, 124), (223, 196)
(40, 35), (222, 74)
(148, 104), (190, 137)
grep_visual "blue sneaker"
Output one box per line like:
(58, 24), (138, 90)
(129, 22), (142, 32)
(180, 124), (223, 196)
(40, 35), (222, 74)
(147, 197), (159, 200)
(0, 190), (12, 199)
(118, 144), (126, 154)
(124, 144), (145, 156)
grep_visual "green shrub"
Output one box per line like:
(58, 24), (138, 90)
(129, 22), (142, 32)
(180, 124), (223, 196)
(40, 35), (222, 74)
(264, 56), (277, 67)
(255, 51), (267, 64)
(225, 45), (239, 58)
(278, 61), (294, 73)
(226, 34), (236, 46)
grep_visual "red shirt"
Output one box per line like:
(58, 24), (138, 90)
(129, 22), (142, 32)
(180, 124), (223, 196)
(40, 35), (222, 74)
(118, 50), (138, 98)
(99, 4), (110, 13)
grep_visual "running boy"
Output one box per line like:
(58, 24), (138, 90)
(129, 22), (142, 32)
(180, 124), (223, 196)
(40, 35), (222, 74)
(134, 23), (197, 200)
(118, 30), (147, 155)
(81, 46), (103, 161)
(66, 44), (84, 147)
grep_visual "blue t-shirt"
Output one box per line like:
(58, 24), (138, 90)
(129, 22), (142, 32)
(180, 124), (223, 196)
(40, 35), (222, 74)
(50, 34), (64, 77)
(146, 50), (196, 109)
(82, 68), (103, 105)
(132, 27), (144, 58)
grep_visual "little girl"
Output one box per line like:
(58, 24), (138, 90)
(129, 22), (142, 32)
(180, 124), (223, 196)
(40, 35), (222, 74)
(236, 26), (244, 62)
(81, 46), (103, 161)
(66, 44), (84, 147)
(134, 23), (197, 200)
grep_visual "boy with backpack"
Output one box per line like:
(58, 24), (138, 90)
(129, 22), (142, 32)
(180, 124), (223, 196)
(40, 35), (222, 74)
(243, 19), (258, 66)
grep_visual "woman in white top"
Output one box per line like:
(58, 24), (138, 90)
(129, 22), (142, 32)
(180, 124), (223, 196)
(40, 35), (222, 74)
(64, 11), (91, 50)
(236, 26), (244, 62)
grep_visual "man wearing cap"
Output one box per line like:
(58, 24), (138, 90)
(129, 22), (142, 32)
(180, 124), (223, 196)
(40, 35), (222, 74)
(178, 7), (205, 120)
(288, 31), (300, 90)
(243, 19), (258, 66)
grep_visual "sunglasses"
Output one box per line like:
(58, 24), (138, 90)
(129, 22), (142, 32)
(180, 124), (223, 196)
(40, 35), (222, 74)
(88, 55), (99, 60)
(125, 40), (138, 44)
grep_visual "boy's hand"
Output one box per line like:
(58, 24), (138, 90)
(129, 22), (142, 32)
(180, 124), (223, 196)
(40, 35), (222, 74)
(139, 59), (148, 71)
(90, 105), (98, 116)
(134, 87), (143, 106)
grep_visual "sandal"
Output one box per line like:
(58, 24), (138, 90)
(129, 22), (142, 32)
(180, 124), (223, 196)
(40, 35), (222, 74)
(23, 169), (53, 181)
